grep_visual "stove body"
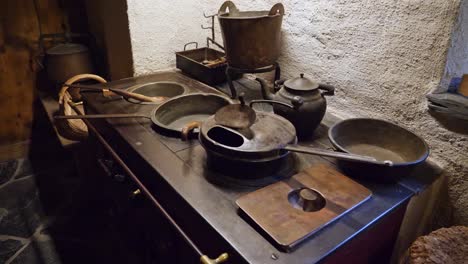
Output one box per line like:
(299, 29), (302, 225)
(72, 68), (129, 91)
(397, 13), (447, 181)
(81, 71), (418, 264)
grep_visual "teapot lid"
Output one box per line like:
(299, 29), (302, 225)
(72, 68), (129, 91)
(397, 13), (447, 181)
(283, 73), (319, 91)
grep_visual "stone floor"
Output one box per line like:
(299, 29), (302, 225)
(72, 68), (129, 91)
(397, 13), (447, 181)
(0, 98), (195, 264)
(0, 147), (141, 264)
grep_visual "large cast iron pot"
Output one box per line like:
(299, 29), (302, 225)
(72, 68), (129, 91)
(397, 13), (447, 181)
(218, 1), (284, 69)
(45, 43), (94, 84)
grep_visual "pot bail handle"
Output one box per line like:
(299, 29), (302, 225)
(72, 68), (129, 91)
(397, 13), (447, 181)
(319, 84), (335, 96)
(218, 1), (239, 15)
(269, 3), (285, 16)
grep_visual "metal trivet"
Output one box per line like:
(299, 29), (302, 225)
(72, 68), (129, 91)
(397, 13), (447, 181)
(225, 62), (281, 98)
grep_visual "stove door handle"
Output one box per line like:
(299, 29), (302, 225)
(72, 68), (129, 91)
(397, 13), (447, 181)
(200, 253), (229, 264)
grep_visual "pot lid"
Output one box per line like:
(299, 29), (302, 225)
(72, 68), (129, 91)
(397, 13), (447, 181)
(46, 43), (89, 55)
(283, 73), (319, 91)
(201, 112), (296, 154)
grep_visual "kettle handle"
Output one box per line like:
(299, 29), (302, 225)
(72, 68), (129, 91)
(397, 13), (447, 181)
(319, 84), (335, 96)
(250, 97), (303, 110)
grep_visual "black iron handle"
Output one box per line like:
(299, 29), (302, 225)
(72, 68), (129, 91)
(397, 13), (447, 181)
(203, 12), (217, 18)
(250, 97), (303, 110)
(319, 84), (335, 96)
(184, 42), (198, 51)
(285, 145), (394, 166)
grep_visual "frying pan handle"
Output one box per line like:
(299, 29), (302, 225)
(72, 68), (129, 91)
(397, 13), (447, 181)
(284, 145), (394, 166)
(181, 121), (201, 141)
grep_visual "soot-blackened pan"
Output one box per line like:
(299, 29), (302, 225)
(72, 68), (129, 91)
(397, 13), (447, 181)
(55, 93), (231, 137)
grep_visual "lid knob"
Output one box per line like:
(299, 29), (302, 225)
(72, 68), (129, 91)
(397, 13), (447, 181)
(300, 73), (304, 78)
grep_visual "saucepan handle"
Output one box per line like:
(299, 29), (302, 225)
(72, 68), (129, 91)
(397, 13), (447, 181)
(181, 121), (201, 141)
(269, 3), (285, 16)
(319, 84), (335, 96)
(218, 1), (239, 15)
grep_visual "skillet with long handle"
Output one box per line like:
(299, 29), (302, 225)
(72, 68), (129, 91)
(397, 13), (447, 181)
(63, 83), (168, 103)
(202, 124), (392, 166)
(55, 93), (231, 137)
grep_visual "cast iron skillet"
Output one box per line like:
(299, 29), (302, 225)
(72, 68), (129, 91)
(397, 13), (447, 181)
(55, 93), (231, 137)
(196, 113), (429, 181)
(328, 118), (430, 182)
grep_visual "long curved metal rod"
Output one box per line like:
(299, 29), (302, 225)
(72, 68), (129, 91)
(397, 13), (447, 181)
(284, 145), (394, 166)
(68, 103), (228, 264)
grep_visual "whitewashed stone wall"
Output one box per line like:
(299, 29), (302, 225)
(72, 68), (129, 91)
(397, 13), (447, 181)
(127, 0), (467, 225)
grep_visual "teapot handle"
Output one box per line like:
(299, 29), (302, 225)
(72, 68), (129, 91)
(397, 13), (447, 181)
(319, 84), (335, 96)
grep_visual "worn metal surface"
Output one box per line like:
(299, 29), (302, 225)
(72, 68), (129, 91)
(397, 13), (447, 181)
(126, 82), (187, 104)
(226, 63), (281, 99)
(45, 43), (94, 83)
(214, 95), (256, 129)
(328, 118), (430, 182)
(80, 71), (438, 264)
(176, 47), (228, 85)
(151, 93), (231, 137)
(200, 112), (387, 169)
(65, 83), (165, 103)
(218, 1), (284, 69)
(237, 164), (372, 251)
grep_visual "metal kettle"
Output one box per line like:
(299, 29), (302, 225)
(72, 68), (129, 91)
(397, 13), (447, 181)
(256, 74), (335, 139)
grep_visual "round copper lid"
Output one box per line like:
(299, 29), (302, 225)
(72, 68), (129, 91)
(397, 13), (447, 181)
(283, 73), (319, 91)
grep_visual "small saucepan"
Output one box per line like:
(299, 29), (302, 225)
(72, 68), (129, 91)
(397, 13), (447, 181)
(55, 93), (231, 137)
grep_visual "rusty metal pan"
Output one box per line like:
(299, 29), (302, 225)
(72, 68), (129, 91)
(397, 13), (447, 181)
(328, 118), (430, 182)
(55, 93), (232, 137)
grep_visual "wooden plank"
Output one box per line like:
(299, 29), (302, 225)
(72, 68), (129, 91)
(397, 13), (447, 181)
(237, 164), (372, 251)
(0, 0), (66, 145)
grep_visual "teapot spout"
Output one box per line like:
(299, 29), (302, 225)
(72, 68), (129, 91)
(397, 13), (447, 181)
(255, 77), (275, 100)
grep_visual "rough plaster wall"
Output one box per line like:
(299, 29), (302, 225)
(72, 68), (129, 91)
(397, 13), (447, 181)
(444, 0), (468, 82)
(127, 0), (468, 224)
(127, 0), (222, 75)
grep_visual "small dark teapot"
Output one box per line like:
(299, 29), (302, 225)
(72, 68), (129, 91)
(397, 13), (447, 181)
(256, 74), (335, 139)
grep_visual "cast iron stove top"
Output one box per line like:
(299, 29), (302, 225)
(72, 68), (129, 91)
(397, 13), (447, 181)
(80, 70), (435, 264)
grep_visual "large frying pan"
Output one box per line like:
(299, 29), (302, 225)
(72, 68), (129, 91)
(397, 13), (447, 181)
(196, 112), (428, 181)
(198, 112), (388, 164)
(328, 118), (430, 182)
(55, 93), (231, 137)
